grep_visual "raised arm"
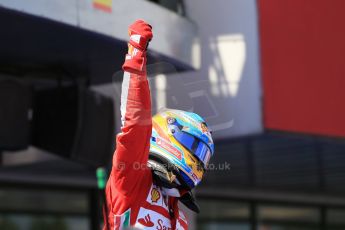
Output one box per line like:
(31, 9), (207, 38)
(110, 20), (153, 195)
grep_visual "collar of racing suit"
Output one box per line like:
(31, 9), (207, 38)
(148, 159), (200, 213)
(162, 187), (182, 197)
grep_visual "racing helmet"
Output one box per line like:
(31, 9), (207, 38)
(149, 109), (214, 190)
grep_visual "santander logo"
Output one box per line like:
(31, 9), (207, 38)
(156, 137), (182, 160)
(136, 207), (178, 230)
(138, 214), (154, 227)
(138, 214), (172, 230)
(157, 219), (172, 230)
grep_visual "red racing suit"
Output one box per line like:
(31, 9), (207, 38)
(103, 45), (188, 230)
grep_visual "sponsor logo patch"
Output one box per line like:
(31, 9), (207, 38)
(201, 123), (208, 133)
(156, 137), (182, 160)
(146, 185), (168, 211)
(138, 214), (154, 227)
(151, 188), (161, 203)
(135, 207), (172, 229)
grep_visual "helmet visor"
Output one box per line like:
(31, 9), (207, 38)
(172, 129), (212, 168)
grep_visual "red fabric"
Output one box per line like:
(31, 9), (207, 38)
(258, 0), (345, 137)
(122, 51), (147, 75)
(122, 20), (152, 74)
(128, 20), (153, 51)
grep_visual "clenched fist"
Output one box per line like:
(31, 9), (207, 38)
(128, 19), (153, 51)
(122, 19), (153, 74)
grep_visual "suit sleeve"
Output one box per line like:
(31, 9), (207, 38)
(109, 49), (152, 196)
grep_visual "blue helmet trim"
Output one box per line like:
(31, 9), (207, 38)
(171, 128), (212, 168)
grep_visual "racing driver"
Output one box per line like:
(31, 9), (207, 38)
(103, 19), (215, 230)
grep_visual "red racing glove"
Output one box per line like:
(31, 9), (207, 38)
(128, 19), (153, 51)
(122, 20), (153, 74)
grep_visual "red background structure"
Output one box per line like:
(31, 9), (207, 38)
(258, 0), (345, 137)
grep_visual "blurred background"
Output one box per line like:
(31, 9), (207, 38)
(0, 0), (345, 229)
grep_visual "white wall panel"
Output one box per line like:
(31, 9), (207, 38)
(94, 0), (263, 139)
(151, 0), (263, 139)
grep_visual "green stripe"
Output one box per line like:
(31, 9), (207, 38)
(123, 209), (131, 227)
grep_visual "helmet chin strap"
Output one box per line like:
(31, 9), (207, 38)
(147, 159), (180, 189)
(147, 159), (200, 213)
